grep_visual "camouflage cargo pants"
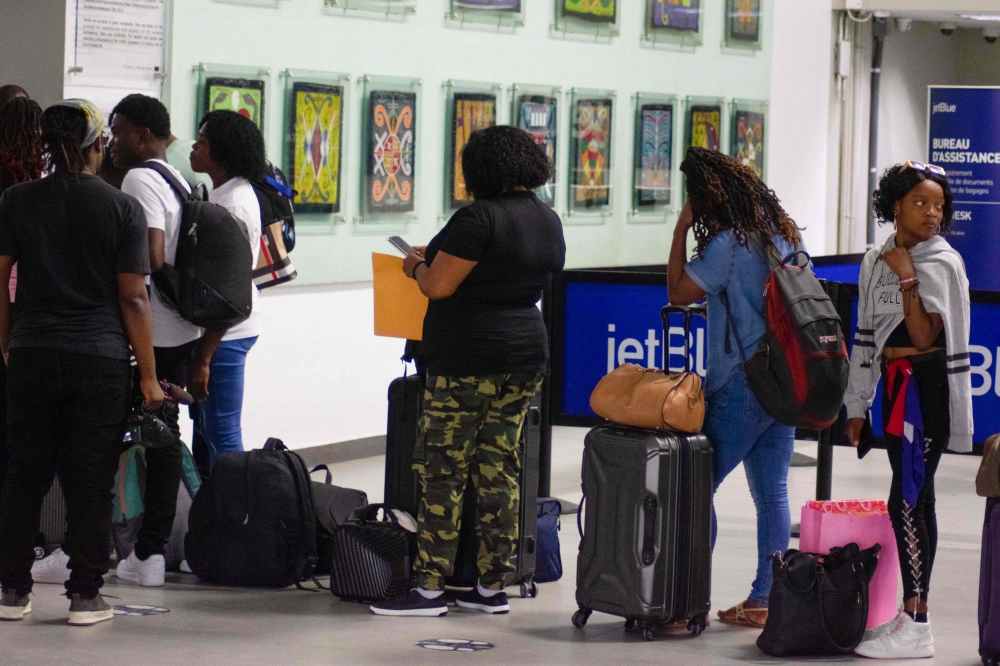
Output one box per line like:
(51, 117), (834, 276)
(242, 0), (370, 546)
(413, 372), (543, 592)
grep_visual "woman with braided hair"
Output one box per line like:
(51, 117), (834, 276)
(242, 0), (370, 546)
(667, 146), (801, 629)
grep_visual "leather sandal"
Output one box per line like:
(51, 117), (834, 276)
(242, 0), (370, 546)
(717, 601), (767, 628)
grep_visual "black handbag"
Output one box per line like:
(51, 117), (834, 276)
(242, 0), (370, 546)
(329, 504), (416, 603)
(757, 543), (881, 657)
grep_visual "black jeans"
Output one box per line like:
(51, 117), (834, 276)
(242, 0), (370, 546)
(130, 342), (194, 560)
(881, 350), (950, 602)
(0, 348), (132, 597)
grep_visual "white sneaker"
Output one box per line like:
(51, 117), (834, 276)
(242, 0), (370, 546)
(114, 552), (165, 587)
(31, 548), (71, 585)
(855, 612), (934, 659)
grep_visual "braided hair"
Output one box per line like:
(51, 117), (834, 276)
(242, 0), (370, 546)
(0, 97), (43, 194)
(40, 105), (90, 176)
(680, 146), (800, 257)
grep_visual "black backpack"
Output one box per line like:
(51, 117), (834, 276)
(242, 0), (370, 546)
(141, 161), (253, 328)
(184, 438), (318, 587)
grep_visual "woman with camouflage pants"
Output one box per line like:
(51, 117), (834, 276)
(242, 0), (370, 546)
(371, 126), (565, 617)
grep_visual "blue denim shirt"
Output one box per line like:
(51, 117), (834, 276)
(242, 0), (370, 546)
(684, 229), (797, 397)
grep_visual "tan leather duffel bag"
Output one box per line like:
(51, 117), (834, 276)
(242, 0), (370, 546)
(589, 363), (705, 434)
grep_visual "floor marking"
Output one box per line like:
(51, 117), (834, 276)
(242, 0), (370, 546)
(416, 639), (494, 652)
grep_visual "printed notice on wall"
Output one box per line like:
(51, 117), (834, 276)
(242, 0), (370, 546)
(67, 0), (166, 88)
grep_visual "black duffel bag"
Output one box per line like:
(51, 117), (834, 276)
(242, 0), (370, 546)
(185, 438), (318, 587)
(329, 504), (416, 603)
(757, 543), (881, 657)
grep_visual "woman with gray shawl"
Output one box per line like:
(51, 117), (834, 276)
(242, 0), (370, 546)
(846, 161), (972, 660)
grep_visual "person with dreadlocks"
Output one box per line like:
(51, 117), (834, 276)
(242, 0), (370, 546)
(0, 99), (162, 627)
(667, 146), (801, 629)
(846, 163), (970, 660)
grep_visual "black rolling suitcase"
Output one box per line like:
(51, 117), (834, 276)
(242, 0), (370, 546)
(383, 371), (542, 598)
(573, 304), (712, 640)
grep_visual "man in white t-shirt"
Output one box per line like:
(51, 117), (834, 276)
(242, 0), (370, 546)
(108, 94), (200, 587)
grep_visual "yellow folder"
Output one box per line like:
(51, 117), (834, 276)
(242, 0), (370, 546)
(372, 252), (429, 340)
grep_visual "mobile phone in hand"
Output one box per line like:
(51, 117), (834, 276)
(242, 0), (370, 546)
(388, 236), (416, 257)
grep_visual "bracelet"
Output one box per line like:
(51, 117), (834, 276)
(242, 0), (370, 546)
(410, 260), (427, 279)
(899, 277), (917, 286)
(901, 279), (920, 293)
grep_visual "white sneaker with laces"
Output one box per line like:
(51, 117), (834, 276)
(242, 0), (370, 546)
(861, 609), (906, 643)
(31, 548), (71, 585)
(114, 552), (165, 587)
(855, 613), (934, 659)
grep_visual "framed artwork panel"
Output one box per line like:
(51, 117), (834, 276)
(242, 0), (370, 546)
(288, 82), (344, 214)
(450, 93), (497, 208)
(687, 105), (722, 152)
(733, 109), (765, 178)
(204, 77), (265, 130)
(635, 103), (673, 208)
(651, 0), (699, 32)
(727, 0), (761, 43)
(365, 90), (416, 214)
(455, 0), (520, 8)
(516, 94), (558, 207)
(563, 0), (616, 23)
(571, 98), (612, 210)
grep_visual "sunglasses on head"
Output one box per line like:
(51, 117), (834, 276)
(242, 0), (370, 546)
(901, 160), (947, 177)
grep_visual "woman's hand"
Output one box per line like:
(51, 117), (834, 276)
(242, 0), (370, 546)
(845, 417), (865, 448)
(412, 245), (426, 258)
(403, 253), (425, 279)
(880, 247), (916, 282)
(677, 201), (695, 233)
(140, 376), (165, 412)
(187, 360), (211, 402)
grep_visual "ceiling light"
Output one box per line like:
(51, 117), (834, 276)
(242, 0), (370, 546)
(960, 14), (1000, 22)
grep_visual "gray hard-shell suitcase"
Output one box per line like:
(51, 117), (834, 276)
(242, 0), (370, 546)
(573, 425), (713, 640)
(573, 304), (712, 640)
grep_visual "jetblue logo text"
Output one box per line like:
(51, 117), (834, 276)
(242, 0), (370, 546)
(606, 324), (707, 376)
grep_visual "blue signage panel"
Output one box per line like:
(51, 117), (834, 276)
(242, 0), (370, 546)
(561, 281), (706, 418)
(928, 86), (1000, 292)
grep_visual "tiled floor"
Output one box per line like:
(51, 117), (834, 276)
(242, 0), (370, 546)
(2, 427), (985, 665)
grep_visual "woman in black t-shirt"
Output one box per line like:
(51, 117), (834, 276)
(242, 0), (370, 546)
(372, 126), (565, 617)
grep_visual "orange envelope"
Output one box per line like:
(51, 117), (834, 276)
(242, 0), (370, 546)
(372, 252), (429, 340)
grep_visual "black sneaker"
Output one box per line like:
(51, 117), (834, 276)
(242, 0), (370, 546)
(456, 588), (510, 614)
(67, 593), (113, 626)
(370, 589), (448, 617)
(0, 589), (31, 621)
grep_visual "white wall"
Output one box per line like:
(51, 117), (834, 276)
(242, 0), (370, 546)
(766, 0), (834, 256)
(0, 0), (65, 107)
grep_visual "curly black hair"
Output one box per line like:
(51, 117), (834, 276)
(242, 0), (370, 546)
(680, 146), (800, 257)
(872, 164), (953, 234)
(0, 97), (44, 194)
(198, 110), (266, 180)
(111, 93), (171, 140)
(461, 125), (552, 200)
(40, 104), (90, 176)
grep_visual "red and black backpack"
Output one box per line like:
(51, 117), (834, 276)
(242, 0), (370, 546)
(721, 234), (849, 429)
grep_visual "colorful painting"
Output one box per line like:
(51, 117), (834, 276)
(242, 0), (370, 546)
(516, 94), (558, 207)
(564, 0), (615, 23)
(455, 0), (520, 9)
(451, 93), (496, 208)
(366, 90), (416, 214)
(733, 110), (765, 177)
(728, 0), (761, 42)
(635, 104), (673, 207)
(688, 105), (721, 152)
(203, 77), (265, 130)
(571, 98), (612, 210)
(288, 82), (343, 214)
(652, 0), (699, 31)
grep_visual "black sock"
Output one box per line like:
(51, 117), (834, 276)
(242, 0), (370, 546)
(914, 612), (928, 623)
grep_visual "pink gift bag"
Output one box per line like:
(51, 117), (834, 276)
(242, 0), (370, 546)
(799, 500), (900, 630)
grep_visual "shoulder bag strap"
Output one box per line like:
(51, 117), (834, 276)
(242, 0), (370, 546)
(816, 566), (870, 652)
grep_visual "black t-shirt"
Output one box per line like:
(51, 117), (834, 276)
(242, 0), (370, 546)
(0, 175), (151, 360)
(422, 191), (566, 376)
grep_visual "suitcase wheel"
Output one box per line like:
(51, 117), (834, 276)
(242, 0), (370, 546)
(624, 618), (636, 631)
(687, 613), (708, 637)
(641, 627), (658, 642)
(985, 656), (1000, 666)
(520, 578), (538, 599)
(572, 609), (591, 629)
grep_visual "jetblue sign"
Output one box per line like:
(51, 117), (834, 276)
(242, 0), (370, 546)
(928, 86), (1000, 291)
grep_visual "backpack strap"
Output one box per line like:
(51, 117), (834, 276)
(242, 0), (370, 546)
(138, 161), (193, 202)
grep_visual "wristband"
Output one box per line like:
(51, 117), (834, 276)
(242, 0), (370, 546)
(899, 276), (917, 286)
(410, 260), (427, 279)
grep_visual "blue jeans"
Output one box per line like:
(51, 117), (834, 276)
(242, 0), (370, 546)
(703, 370), (795, 606)
(197, 336), (257, 471)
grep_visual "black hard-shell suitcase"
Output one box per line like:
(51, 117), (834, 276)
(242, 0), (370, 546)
(573, 303), (712, 640)
(383, 374), (542, 598)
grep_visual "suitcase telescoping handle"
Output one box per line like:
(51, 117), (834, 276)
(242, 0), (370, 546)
(660, 304), (706, 373)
